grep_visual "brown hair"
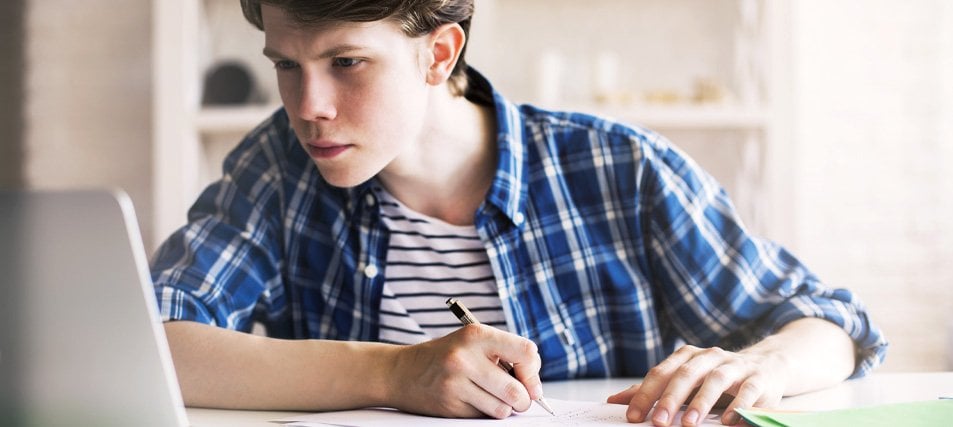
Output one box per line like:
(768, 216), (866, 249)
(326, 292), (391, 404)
(241, 0), (474, 96)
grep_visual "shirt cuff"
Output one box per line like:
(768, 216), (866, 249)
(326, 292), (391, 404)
(156, 285), (217, 326)
(763, 293), (888, 379)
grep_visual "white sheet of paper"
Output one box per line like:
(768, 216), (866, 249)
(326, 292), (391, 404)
(272, 398), (722, 426)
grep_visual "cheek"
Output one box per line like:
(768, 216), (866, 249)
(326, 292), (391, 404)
(386, 67), (430, 115)
(276, 74), (300, 110)
(350, 78), (427, 133)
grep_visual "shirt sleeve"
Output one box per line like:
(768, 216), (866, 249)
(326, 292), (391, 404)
(637, 133), (887, 378)
(150, 132), (285, 332)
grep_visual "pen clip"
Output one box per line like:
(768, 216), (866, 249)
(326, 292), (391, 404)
(446, 298), (479, 325)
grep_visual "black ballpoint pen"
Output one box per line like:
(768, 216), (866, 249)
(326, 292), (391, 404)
(445, 298), (556, 416)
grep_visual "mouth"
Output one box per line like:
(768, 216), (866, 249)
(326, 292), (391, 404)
(305, 141), (352, 159)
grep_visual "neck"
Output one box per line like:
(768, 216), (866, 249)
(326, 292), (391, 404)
(378, 88), (497, 226)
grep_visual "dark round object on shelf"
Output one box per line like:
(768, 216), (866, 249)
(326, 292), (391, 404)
(202, 61), (255, 105)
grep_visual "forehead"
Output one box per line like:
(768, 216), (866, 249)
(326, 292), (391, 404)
(261, 4), (411, 49)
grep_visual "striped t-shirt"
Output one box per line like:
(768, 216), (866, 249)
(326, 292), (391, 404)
(375, 186), (507, 345)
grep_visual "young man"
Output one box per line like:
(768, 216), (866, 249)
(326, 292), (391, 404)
(151, 1), (887, 425)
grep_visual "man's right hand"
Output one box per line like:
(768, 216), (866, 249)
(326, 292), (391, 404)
(387, 324), (544, 419)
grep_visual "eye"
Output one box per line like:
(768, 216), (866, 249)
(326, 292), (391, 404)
(273, 60), (299, 70)
(332, 57), (363, 68)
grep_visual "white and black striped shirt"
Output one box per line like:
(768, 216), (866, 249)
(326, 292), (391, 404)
(375, 186), (506, 345)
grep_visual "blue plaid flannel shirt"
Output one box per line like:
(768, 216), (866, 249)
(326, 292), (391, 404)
(151, 70), (886, 380)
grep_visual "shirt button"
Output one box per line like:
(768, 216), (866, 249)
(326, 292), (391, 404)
(365, 193), (376, 207)
(513, 212), (525, 225)
(364, 264), (379, 279)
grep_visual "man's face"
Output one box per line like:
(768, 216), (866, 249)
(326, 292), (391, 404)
(261, 5), (432, 187)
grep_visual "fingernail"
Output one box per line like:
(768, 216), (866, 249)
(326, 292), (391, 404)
(629, 409), (641, 422)
(652, 408), (669, 425)
(532, 384), (543, 398)
(724, 413), (741, 425)
(683, 409), (699, 426)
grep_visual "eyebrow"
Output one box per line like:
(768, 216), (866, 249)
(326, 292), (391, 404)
(262, 44), (366, 60)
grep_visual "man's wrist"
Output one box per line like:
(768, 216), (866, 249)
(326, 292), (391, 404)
(354, 341), (402, 407)
(305, 339), (401, 408)
(741, 317), (855, 396)
(738, 333), (796, 392)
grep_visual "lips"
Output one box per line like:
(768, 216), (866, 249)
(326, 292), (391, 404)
(305, 141), (351, 159)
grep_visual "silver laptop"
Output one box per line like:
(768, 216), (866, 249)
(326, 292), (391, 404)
(0, 189), (188, 426)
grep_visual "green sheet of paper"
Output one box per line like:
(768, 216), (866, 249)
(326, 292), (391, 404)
(736, 400), (953, 427)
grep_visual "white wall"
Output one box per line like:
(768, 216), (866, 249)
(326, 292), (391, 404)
(23, 0), (154, 248)
(790, 0), (953, 371)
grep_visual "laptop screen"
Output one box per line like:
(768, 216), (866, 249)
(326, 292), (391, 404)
(0, 190), (188, 427)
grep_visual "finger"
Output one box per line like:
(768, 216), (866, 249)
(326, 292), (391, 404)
(469, 365), (532, 413)
(458, 381), (515, 420)
(607, 383), (641, 404)
(721, 375), (772, 426)
(416, 368), (500, 419)
(483, 328), (540, 376)
(683, 363), (745, 427)
(471, 326), (542, 405)
(519, 371), (545, 404)
(457, 326), (536, 412)
(453, 396), (492, 419)
(508, 343), (544, 402)
(651, 347), (730, 426)
(624, 345), (702, 423)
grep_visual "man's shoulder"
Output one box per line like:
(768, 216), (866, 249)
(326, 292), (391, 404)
(236, 107), (296, 154)
(222, 108), (308, 172)
(209, 107), (333, 210)
(514, 103), (669, 155)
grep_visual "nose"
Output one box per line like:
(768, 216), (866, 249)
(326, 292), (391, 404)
(295, 72), (337, 122)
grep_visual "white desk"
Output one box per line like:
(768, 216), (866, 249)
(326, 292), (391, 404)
(186, 372), (953, 426)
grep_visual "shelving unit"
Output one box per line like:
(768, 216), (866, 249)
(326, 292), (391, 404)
(194, 104), (768, 134)
(196, 104), (281, 134)
(153, 0), (277, 248)
(153, 0), (791, 248)
(569, 105), (769, 130)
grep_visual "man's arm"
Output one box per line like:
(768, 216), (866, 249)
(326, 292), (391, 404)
(610, 134), (883, 426)
(607, 317), (855, 426)
(164, 321), (544, 418)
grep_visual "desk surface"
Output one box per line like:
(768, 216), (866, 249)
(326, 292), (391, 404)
(186, 372), (953, 426)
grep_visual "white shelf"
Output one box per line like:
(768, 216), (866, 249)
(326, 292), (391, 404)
(192, 104), (767, 135)
(568, 104), (768, 130)
(196, 105), (280, 134)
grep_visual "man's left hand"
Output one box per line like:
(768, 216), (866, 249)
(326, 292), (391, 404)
(606, 344), (787, 426)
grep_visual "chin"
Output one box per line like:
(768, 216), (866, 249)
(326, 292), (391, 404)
(316, 167), (376, 189)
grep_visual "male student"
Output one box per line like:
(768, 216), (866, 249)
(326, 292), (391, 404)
(151, 1), (887, 426)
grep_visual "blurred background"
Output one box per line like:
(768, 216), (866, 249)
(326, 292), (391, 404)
(1, 0), (951, 373)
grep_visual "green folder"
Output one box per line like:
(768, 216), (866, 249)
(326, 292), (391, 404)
(736, 400), (953, 427)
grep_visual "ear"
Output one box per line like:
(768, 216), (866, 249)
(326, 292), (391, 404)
(424, 23), (466, 87)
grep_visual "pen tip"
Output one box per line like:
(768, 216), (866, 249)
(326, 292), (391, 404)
(536, 397), (556, 416)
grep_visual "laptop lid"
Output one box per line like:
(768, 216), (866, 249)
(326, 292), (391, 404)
(0, 189), (188, 427)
